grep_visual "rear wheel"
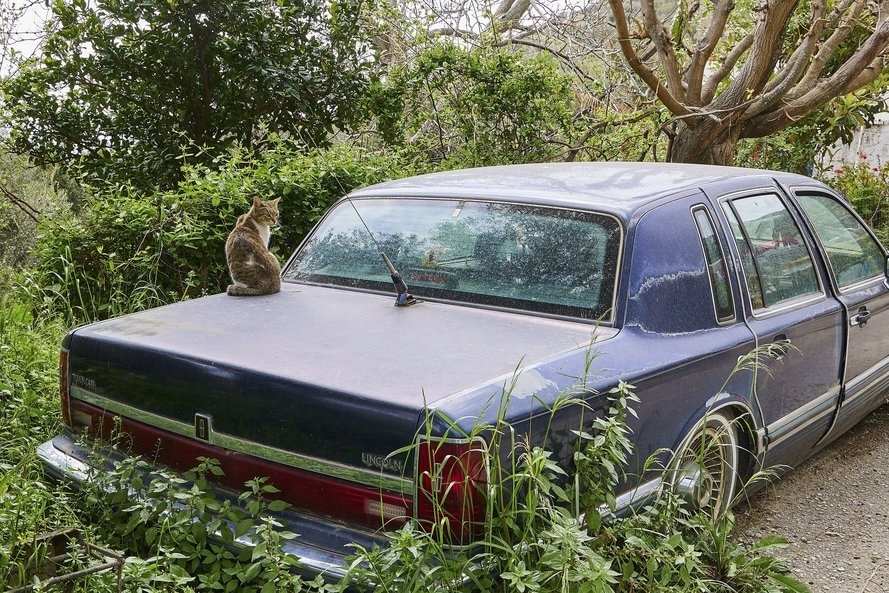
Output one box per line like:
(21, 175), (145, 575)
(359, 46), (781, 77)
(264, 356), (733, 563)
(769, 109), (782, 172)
(670, 412), (739, 517)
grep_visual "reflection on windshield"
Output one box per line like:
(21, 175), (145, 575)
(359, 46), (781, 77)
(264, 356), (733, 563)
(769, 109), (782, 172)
(283, 199), (621, 320)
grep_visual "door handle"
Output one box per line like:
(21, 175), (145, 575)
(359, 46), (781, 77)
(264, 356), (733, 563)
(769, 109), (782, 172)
(772, 334), (791, 361)
(850, 307), (871, 328)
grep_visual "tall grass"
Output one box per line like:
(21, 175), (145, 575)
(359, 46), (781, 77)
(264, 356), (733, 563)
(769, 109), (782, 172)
(0, 293), (85, 584)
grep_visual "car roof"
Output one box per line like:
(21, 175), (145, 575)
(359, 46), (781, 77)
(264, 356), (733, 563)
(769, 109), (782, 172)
(348, 162), (818, 217)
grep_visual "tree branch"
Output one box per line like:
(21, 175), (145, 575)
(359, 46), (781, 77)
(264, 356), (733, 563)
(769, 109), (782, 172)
(563, 108), (659, 161)
(498, 38), (600, 86)
(640, 0), (685, 98)
(607, 0), (691, 116)
(701, 32), (753, 104)
(686, 0), (734, 105)
(712, 0), (800, 113)
(0, 184), (41, 223)
(788, 0), (864, 101)
(744, 0), (827, 119)
(491, 0), (531, 34)
(745, 17), (889, 136)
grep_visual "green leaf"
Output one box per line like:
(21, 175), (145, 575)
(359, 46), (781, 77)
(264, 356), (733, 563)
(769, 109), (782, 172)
(267, 499), (289, 512)
(235, 518), (254, 538)
(242, 561), (262, 584)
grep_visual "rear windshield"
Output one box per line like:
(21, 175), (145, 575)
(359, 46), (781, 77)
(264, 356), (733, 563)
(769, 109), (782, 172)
(283, 198), (621, 321)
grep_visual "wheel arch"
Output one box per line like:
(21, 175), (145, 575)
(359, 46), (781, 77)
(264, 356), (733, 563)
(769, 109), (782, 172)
(674, 398), (762, 487)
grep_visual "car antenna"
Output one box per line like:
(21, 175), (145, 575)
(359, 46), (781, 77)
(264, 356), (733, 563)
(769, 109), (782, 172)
(347, 198), (420, 307)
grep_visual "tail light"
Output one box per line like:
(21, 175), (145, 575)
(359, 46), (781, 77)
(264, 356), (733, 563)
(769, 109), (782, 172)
(415, 437), (488, 545)
(59, 349), (72, 427)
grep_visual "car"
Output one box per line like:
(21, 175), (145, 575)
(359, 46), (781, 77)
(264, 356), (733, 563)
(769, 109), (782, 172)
(37, 162), (889, 580)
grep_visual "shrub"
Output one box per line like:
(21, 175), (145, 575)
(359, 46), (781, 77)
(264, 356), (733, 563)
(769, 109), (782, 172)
(824, 155), (889, 244)
(26, 141), (411, 322)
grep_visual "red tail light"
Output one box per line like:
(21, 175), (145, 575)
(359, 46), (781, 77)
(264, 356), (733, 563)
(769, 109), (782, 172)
(415, 437), (488, 544)
(59, 350), (72, 427)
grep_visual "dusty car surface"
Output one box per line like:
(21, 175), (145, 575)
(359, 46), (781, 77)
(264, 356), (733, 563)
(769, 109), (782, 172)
(38, 163), (889, 578)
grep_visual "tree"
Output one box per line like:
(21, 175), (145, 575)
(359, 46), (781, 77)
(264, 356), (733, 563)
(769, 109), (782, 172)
(366, 43), (577, 168)
(0, 0), (372, 191)
(402, 0), (888, 165)
(607, 0), (889, 164)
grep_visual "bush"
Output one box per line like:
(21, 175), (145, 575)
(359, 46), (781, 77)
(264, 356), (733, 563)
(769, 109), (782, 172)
(26, 142), (411, 322)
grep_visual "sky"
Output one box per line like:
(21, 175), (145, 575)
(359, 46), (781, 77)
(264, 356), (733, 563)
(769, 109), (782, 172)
(2, 0), (52, 76)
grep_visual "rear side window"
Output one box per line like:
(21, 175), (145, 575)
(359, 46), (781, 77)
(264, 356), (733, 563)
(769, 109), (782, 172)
(692, 207), (734, 322)
(723, 194), (820, 310)
(795, 192), (885, 288)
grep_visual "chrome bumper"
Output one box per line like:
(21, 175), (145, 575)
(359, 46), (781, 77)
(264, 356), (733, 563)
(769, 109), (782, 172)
(36, 433), (386, 582)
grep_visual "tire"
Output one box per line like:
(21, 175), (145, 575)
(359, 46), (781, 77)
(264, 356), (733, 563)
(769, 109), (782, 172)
(670, 412), (740, 517)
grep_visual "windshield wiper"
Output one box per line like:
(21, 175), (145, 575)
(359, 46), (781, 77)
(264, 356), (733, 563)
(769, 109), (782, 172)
(347, 199), (420, 307)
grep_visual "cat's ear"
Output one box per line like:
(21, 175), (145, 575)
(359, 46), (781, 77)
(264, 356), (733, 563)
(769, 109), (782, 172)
(252, 196), (262, 209)
(270, 198), (281, 207)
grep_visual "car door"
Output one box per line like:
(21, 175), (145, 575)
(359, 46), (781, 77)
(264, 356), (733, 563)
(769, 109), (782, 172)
(791, 188), (889, 436)
(718, 191), (844, 468)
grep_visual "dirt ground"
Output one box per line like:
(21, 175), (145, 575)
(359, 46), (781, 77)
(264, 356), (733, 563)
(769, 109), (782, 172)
(736, 404), (889, 593)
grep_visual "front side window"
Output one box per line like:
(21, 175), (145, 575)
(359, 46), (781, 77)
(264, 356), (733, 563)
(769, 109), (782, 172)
(284, 198), (622, 320)
(723, 194), (820, 309)
(795, 192), (885, 288)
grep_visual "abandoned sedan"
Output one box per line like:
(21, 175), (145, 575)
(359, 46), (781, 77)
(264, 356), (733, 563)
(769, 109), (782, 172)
(38, 163), (889, 578)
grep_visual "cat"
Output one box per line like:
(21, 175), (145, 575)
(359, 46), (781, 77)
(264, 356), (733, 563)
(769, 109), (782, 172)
(225, 196), (282, 296)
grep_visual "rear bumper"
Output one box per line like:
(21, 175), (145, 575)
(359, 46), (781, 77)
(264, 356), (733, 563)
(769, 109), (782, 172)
(36, 432), (387, 581)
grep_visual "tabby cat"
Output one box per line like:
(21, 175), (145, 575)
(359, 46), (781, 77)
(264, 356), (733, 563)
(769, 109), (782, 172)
(225, 196), (282, 296)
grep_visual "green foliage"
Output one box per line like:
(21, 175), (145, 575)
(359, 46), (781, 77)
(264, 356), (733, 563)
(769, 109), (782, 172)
(823, 156), (889, 244)
(345, 365), (807, 593)
(75, 455), (330, 593)
(24, 142), (408, 322)
(1, 0), (372, 191)
(0, 152), (71, 268)
(0, 292), (83, 583)
(737, 77), (888, 175)
(365, 43), (576, 168)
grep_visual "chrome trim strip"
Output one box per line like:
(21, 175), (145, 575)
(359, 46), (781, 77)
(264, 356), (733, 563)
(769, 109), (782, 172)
(765, 386), (840, 448)
(606, 477), (662, 515)
(749, 293), (827, 319)
(843, 363), (889, 406)
(837, 274), (887, 295)
(71, 386), (411, 492)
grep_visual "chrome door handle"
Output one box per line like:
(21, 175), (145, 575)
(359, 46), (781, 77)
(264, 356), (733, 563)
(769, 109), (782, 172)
(773, 335), (790, 361)
(850, 308), (871, 327)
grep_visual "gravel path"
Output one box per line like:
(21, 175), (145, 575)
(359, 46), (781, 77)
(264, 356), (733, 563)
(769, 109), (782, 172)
(736, 404), (889, 593)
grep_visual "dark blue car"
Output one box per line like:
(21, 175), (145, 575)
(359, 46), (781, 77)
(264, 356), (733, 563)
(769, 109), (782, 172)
(38, 163), (889, 579)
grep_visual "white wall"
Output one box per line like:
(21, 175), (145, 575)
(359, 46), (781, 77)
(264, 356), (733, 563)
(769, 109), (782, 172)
(823, 113), (889, 170)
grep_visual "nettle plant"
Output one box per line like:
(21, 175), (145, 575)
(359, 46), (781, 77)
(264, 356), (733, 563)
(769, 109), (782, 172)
(72, 351), (809, 593)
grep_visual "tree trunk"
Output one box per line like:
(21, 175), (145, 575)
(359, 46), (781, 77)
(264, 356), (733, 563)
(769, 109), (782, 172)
(670, 123), (742, 166)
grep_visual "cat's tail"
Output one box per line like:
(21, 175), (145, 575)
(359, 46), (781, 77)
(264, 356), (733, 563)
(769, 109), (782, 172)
(226, 283), (280, 296)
